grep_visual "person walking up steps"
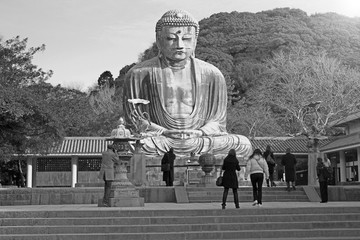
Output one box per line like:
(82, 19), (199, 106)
(281, 148), (297, 191)
(245, 149), (269, 207)
(221, 149), (241, 209)
(264, 145), (276, 187)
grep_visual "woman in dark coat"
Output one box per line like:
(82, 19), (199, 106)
(264, 145), (276, 187)
(281, 148), (297, 191)
(161, 148), (176, 186)
(221, 149), (241, 209)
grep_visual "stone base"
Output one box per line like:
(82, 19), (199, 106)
(98, 186), (144, 207)
(197, 182), (216, 187)
(197, 175), (216, 187)
(98, 197), (144, 207)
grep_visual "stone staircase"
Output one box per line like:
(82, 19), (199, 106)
(186, 186), (309, 203)
(0, 206), (359, 239)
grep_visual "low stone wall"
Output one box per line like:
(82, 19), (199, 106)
(1, 185), (359, 206)
(0, 187), (176, 206)
(315, 186), (360, 201)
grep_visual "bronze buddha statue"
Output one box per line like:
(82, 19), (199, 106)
(123, 10), (252, 157)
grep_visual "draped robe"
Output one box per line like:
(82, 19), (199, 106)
(123, 56), (252, 156)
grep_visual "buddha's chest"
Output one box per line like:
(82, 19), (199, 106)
(162, 66), (195, 117)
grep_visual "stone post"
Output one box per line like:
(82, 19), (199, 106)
(26, 157), (33, 188)
(71, 156), (78, 188)
(339, 150), (346, 182)
(129, 140), (146, 186)
(357, 147), (360, 182)
(308, 138), (320, 186)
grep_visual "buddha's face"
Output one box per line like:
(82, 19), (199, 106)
(157, 26), (197, 62)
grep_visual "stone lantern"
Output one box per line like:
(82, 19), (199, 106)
(98, 118), (144, 207)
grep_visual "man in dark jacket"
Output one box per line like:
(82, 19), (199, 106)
(99, 144), (118, 206)
(281, 148), (297, 191)
(161, 148), (176, 186)
(317, 157), (329, 203)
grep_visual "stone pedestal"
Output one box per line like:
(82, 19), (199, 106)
(129, 153), (147, 186)
(98, 155), (144, 207)
(197, 153), (216, 187)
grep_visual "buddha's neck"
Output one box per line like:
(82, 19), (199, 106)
(162, 57), (189, 70)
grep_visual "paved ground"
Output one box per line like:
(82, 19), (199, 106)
(1, 201), (360, 212)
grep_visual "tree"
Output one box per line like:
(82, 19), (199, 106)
(0, 37), (63, 154)
(262, 47), (360, 185)
(88, 70), (126, 134)
(97, 71), (114, 88)
(0, 37), (65, 185)
(227, 96), (285, 138)
(27, 83), (97, 136)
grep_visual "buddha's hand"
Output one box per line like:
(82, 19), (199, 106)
(163, 129), (203, 139)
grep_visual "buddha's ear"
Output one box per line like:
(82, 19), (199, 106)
(192, 39), (197, 57)
(155, 33), (162, 56)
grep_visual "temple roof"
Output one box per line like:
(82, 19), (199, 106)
(320, 133), (360, 152)
(44, 136), (332, 156)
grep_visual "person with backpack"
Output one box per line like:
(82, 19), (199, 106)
(245, 149), (269, 207)
(317, 157), (331, 203)
(264, 145), (276, 187)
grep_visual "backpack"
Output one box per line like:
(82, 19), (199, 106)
(266, 154), (275, 166)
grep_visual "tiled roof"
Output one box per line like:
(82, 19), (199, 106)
(329, 111), (360, 127)
(250, 137), (332, 155)
(45, 136), (332, 156)
(320, 133), (360, 152)
(49, 137), (108, 156)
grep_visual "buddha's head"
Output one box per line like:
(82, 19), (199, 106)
(155, 10), (199, 63)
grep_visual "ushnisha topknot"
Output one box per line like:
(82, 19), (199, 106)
(155, 9), (199, 37)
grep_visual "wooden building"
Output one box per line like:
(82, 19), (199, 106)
(321, 112), (360, 184)
(23, 136), (332, 188)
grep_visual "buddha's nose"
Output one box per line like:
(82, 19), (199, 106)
(176, 39), (185, 49)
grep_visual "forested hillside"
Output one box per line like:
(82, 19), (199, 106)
(197, 8), (360, 92)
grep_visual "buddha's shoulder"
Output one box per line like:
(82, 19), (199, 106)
(193, 58), (223, 76)
(128, 57), (159, 74)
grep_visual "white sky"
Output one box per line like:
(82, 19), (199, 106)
(1, 0), (359, 91)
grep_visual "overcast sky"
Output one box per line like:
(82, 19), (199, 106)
(1, 0), (359, 91)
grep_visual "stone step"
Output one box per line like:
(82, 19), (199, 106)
(1, 220), (360, 235)
(187, 186), (309, 202)
(0, 206), (359, 239)
(2, 228), (360, 240)
(1, 212), (359, 227)
(1, 206), (359, 218)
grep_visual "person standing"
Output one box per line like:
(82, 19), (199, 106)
(98, 144), (118, 207)
(245, 149), (269, 207)
(281, 148), (297, 191)
(221, 149), (241, 209)
(264, 145), (276, 187)
(316, 157), (329, 203)
(161, 148), (176, 186)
